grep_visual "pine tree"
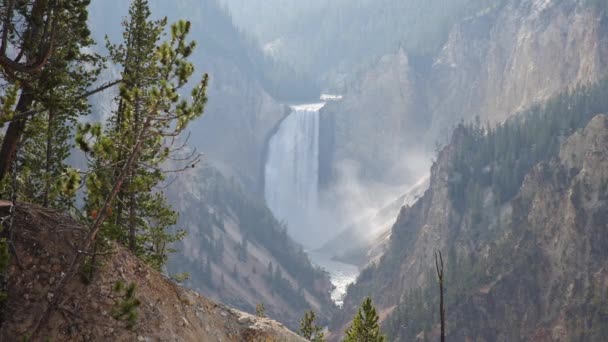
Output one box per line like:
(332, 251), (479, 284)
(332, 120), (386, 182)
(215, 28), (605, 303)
(256, 303), (266, 318)
(103, 0), (167, 253)
(0, 0), (106, 186)
(298, 310), (325, 342)
(16, 59), (95, 209)
(37, 5), (208, 335)
(79, 0), (207, 270)
(344, 297), (386, 342)
(86, 0), (168, 260)
(111, 281), (141, 329)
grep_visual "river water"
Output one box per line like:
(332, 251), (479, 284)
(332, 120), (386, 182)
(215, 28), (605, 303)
(309, 251), (359, 307)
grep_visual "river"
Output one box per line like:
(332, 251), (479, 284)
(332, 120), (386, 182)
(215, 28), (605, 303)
(309, 251), (359, 307)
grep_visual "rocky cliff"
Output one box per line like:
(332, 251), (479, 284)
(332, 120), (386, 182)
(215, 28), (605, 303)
(189, 61), (288, 193)
(0, 203), (307, 341)
(333, 109), (608, 341)
(320, 49), (430, 187)
(321, 0), (608, 189)
(428, 0), (608, 138)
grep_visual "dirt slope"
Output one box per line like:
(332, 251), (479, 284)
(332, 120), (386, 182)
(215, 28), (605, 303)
(0, 203), (306, 341)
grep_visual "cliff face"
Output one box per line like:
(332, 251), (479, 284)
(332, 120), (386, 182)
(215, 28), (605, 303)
(321, 0), (608, 188)
(428, 0), (608, 137)
(320, 49), (429, 186)
(0, 204), (306, 342)
(190, 60), (288, 193)
(334, 114), (608, 341)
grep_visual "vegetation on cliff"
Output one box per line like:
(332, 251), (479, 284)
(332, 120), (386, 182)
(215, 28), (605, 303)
(166, 165), (336, 329)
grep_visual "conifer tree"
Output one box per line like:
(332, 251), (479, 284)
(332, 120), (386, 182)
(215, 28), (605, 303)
(0, 0), (107, 185)
(344, 297), (386, 342)
(15, 50), (99, 209)
(256, 303), (266, 318)
(299, 310), (325, 342)
(35, 5), (207, 336)
(79, 0), (207, 270)
(111, 281), (141, 329)
(19, 110), (78, 209)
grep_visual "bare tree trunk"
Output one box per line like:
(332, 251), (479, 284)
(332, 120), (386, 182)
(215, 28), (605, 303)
(435, 250), (445, 342)
(128, 90), (140, 253)
(43, 110), (54, 207)
(0, 0), (57, 182)
(128, 186), (136, 252)
(113, 98), (126, 228)
(0, 90), (34, 183)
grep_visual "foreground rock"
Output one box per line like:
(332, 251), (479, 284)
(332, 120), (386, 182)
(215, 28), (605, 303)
(0, 204), (306, 341)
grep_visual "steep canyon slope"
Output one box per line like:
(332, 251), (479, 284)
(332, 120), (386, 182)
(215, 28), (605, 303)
(333, 80), (608, 341)
(166, 165), (336, 331)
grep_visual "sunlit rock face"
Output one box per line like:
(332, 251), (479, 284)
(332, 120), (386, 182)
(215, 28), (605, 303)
(320, 1), (608, 191)
(427, 0), (608, 139)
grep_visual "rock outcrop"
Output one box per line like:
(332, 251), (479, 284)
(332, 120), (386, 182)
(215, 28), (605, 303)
(0, 204), (307, 341)
(190, 60), (288, 193)
(320, 49), (428, 186)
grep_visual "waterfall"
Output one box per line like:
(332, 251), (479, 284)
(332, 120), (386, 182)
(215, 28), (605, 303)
(264, 103), (324, 246)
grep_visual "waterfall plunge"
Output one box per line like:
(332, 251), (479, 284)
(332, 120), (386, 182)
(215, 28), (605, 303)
(264, 103), (325, 247)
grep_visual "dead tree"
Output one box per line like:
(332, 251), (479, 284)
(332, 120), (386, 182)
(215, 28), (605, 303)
(435, 250), (445, 342)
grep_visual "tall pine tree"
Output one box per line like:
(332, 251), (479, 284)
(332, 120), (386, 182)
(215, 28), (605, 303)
(0, 0), (104, 187)
(15, 43), (99, 209)
(79, 0), (207, 270)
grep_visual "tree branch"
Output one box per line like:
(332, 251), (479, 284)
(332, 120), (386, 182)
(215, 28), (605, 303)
(2, 79), (122, 123)
(78, 79), (122, 99)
